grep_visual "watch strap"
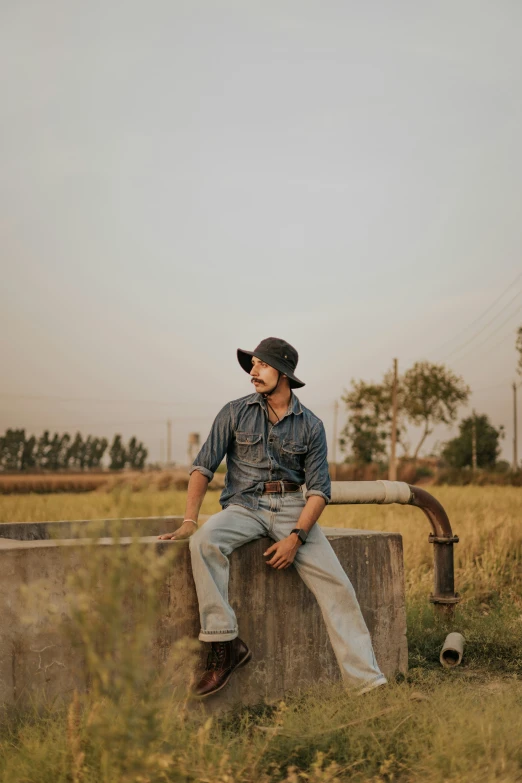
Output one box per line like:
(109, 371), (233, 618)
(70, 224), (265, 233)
(290, 528), (307, 544)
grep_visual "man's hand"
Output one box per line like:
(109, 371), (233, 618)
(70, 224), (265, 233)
(158, 520), (197, 541)
(264, 534), (301, 570)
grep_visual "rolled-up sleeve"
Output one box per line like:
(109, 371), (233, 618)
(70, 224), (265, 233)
(304, 420), (331, 503)
(189, 403), (233, 482)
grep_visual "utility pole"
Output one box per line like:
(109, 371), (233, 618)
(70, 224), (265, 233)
(471, 409), (477, 472)
(187, 433), (200, 466)
(166, 419), (172, 466)
(389, 358), (398, 481)
(160, 439), (164, 466)
(513, 382), (518, 472)
(332, 400), (339, 480)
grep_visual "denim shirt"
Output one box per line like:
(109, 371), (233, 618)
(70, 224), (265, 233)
(189, 392), (331, 511)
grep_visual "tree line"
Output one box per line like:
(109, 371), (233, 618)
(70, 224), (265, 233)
(340, 360), (504, 469)
(0, 430), (148, 472)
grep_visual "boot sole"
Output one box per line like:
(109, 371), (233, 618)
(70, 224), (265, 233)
(193, 648), (252, 699)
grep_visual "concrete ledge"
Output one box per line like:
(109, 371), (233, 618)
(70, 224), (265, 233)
(0, 517), (407, 709)
(0, 516), (183, 541)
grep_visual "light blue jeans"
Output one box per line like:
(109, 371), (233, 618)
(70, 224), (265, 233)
(189, 491), (386, 689)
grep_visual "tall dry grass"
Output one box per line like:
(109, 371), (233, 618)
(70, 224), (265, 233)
(0, 486), (521, 781)
(322, 486), (522, 601)
(2, 485), (521, 603)
(0, 484), (221, 524)
(0, 470), (225, 495)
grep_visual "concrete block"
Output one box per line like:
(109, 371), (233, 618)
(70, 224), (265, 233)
(0, 517), (407, 709)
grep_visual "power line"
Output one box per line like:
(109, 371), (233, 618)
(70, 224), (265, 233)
(469, 325), (520, 361)
(440, 286), (522, 361)
(449, 305), (522, 364)
(432, 269), (522, 355)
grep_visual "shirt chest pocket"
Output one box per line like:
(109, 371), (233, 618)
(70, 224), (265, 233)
(281, 440), (308, 470)
(235, 431), (264, 464)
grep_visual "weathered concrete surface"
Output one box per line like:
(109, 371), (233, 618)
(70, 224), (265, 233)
(0, 516), (178, 541)
(0, 517), (407, 709)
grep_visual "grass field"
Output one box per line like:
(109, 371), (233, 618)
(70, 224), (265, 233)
(1, 486), (521, 782)
(0, 469), (224, 495)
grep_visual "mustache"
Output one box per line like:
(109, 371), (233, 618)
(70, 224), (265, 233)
(251, 378), (264, 385)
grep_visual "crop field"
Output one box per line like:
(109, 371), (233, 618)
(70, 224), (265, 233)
(0, 469), (223, 495)
(1, 486), (521, 782)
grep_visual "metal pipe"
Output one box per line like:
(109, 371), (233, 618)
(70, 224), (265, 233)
(328, 481), (460, 612)
(329, 479), (412, 505)
(408, 486), (460, 609)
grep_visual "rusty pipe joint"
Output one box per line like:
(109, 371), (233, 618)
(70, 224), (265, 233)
(407, 486), (460, 609)
(428, 535), (461, 607)
(328, 481), (460, 611)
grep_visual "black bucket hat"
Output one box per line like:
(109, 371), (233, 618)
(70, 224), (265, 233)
(237, 337), (305, 389)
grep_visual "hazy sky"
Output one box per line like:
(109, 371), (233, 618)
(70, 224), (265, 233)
(2, 1), (522, 464)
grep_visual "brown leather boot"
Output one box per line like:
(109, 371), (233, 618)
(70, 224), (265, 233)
(193, 637), (252, 698)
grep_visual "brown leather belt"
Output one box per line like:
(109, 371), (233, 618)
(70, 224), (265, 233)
(263, 481), (301, 494)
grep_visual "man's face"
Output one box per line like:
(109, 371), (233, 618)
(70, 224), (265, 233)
(250, 356), (280, 392)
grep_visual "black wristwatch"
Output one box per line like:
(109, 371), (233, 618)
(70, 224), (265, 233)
(290, 528), (308, 545)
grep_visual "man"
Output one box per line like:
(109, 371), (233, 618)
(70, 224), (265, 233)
(158, 337), (386, 697)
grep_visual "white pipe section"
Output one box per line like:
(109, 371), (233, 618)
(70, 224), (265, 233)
(328, 480), (412, 505)
(440, 632), (465, 668)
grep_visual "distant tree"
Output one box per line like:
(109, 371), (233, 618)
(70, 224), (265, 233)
(340, 381), (390, 463)
(57, 434), (71, 469)
(0, 428), (144, 472)
(0, 429), (25, 471)
(67, 433), (84, 470)
(81, 435), (93, 469)
(495, 459), (511, 474)
(442, 413), (504, 469)
(35, 431), (52, 469)
(134, 442), (148, 469)
(46, 433), (62, 471)
(41, 431), (73, 470)
(109, 434), (127, 471)
(21, 433), (37, 470)
(340, 362), (470, 464)
(89, 437), (108, 468)
(126, 436), (148, 469)
(340, 371), (409, 464)
(80, 435), (108, 469)
(401, 362), (470, 462)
